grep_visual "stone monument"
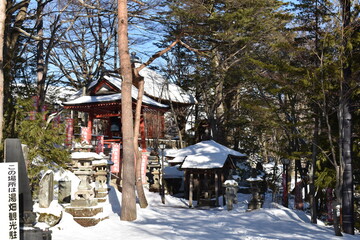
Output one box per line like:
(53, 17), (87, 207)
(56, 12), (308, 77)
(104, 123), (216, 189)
(39, 171), (54, 208)
(4, 138), (52, 239)
(58, 180), (71, 204)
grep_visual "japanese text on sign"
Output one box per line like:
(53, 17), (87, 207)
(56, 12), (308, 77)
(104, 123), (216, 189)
(111, 143), (121, 173)
(0, 163), (19, 240)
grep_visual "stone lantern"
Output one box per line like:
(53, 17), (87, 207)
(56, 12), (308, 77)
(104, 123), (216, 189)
(223, 179), (238, 211)
(72, 156), (97, 207)
(92, 157), (112, 202)
(65, 152), (108, 227)
(246, 168), (263, 210)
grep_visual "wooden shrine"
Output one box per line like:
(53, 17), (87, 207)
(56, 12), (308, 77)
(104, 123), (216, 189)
(173, 140), (246, 207)
(63, 71), (169, 148)
(62, 64), (196, 187)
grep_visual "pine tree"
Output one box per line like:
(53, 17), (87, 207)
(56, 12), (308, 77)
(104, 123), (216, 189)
(159, 0), (292, 146)
(16, 98), (70, 196)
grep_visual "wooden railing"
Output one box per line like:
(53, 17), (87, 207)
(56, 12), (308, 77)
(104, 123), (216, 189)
(145, 138), (186, 150)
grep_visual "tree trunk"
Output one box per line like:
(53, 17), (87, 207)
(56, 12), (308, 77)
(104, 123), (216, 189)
(334, 166), (343, 236)
(133, 73), (148, 208)
(310, 115), (318, 224)
(118, 0), (136, 221)
(341, 97), (353, 234)
(169, 101), (184, 149)
(4, 0), (30, 136)
(339, 0), (354, 234)
(0, 0), (6, 144)
(36, 0), (45, 112)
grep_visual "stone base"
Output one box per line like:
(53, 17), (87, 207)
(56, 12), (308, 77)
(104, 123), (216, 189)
(149, 184), (160, 192)
(70, 199), (98, 207)
(38, 212), (62, 227)
(21, 227), (52, 240)
(96, 197), (107, 203)
(247, 199), (263, 210)
(65, 206), (103, 217)
(95, 191), (108, 198)
(97, 187), (108, 192)
(73, 216), (109, 227)
(65, 205), (106, 227)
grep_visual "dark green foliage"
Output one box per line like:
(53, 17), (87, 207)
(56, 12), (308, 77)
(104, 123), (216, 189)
(15, 98), (70, 196)
(159, 0), (294, 147)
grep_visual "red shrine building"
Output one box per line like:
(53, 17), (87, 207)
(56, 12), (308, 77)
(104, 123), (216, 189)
(62, 63), (196, 152)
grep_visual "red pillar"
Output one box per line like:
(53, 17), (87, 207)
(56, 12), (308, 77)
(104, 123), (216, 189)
(140, 114), (146, 151)
(87, 114), (93, 144)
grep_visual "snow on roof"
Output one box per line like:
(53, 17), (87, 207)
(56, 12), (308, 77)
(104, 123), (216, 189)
(64, 93), (120, 105)
(105, 75), (168, 108)
(169, 156), (187, 164)
(246, 176), (263, 182)
(135, 63), (197, 105)
(88, 74), (122, 91)
(87, 66), (197, 105)
(167, 140), (246, 169)
(63, 91), (168, 109)
(181, 154), (229, 169)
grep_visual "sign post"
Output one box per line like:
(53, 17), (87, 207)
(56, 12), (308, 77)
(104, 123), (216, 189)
(111, 143), (121, 173)
(141, 152), (148, 184)
(0, 162), (19, 240)
(65, 118), (74, 147)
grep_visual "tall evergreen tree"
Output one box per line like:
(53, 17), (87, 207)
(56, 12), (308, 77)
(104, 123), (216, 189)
(291, 0), (333, 225)
(159, 0), (292, 146)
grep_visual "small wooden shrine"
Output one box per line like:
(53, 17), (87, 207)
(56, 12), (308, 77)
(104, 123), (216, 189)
(169, 140), (246, 207)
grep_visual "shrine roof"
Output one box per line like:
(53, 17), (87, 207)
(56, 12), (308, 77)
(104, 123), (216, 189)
(63, 93), (168, 109)
(167, 140), (246, 169)
(135, 63), (197, 105)
(87, 64), (196, 105)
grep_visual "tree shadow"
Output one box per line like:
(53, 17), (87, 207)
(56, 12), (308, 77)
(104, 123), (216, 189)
(108, 185), (121, 214)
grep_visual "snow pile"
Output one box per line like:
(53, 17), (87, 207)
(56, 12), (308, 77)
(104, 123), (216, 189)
(71, 151), (103, 160)
(49, 186), (359, 240)
(34, 200), (63, 218)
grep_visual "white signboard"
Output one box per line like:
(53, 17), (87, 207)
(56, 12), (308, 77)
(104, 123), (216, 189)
(0, 162), (19, 240)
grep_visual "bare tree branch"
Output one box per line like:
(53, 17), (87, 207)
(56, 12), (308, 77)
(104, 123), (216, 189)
(179, 40), (210, 56)
(135, 39), (180, 73)
(6, 0), (29, 15)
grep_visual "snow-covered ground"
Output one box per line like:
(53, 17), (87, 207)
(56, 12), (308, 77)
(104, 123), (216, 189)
(46, 186), (359, 240)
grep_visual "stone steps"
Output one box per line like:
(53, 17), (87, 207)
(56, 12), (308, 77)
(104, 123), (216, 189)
(65, 205), (107, 227)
